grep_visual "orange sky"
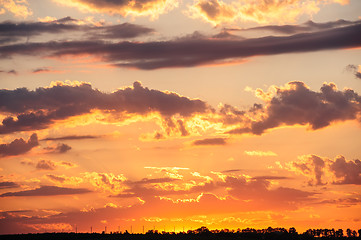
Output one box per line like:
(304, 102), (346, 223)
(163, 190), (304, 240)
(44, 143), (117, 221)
(0, 0), (361, 235)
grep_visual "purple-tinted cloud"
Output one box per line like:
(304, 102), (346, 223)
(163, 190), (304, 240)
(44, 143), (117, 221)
(0, 185), (92, 197)
(0, 133), (38, 157)
(192, 137), (227, 146)
(0, 23), (360, 69)
(228, 81), (361, 135)
(0, 81), (209, 134)
(0, 181), (20, 189)
(44, 143), (72, 154)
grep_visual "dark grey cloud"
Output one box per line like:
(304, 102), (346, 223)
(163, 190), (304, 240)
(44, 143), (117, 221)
(0, 81), (209, 134)
(35, 160), (56, 171)
(192, 137), (227, 146)
(221, 169), (242, 173)
(46, 174), (66, 183)
(228, 81), (361, 135)
(32, 68), (50, 73)
(44, 143), (72, 154)
(131, 177), (179, 185)
(236, 19), (361, 35)
(0, 69), (17, 75)
(345, 64), (361, 79)
(42, 135), (99, 141)
(0, 181), (20, 189)
(0, 23), (360, 69)
(0, 185), (92, 197)
(0, 19), (154, 44)
(330, 156), (361, 185)
(0, 133), (38, 157)
(90, 23), (154, 39)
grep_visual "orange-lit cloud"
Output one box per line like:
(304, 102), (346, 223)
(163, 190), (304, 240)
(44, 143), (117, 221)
(53, 0), (178, 19)
(188, 0), (324, 25)
(244, 151), (277, 157)
(0, 0), (32, 18)
(188, 0), (238, 26)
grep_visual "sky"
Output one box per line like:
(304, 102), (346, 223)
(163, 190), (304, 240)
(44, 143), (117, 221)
(0, 0), (361, 235)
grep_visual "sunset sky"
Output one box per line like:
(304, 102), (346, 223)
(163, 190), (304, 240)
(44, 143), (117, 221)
(1, 0), (361, 235)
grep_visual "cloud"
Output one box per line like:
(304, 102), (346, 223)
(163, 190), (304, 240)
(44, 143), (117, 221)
(0, 185), (92, 197)
(0, 181), (19, 189)
(0, 0), (33, 18)
(345, 64), (361, 79)
(53, 0), (178, 19)
(0, 81), (209, 134)
(36, 160), (56, 171)
(244, 151), (277, 157)
(1, 22), (360, 70)
(289, 155), (361, 185)
(0, 19), (155, 44)
(44, 143), (72, 154)
(234, 19), (361, 35)
(188, 0), (324, 25)
(192, 137), (227, 146)
(32, 68), (51, 74)
(0, 69), (17, 74)
(188, 0), (238, 26)
(228, 81), (361, 135)
(252, 176), (290, 180)
(0, 133), (38, 157)
(42, 135), (99, 141)
(329, 156), (361, 185)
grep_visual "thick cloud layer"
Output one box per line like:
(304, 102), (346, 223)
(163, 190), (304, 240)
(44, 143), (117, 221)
(0, 133), (38, 157)
(0, 81), (209, 134)
(0, 23), (360, 69)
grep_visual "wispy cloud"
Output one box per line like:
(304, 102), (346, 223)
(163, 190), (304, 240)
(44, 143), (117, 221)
(0, 185), (92, 197)
(244, 151), (277, 157)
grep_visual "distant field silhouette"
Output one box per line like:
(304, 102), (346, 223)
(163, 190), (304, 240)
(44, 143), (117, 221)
(1, 227), (360, 240)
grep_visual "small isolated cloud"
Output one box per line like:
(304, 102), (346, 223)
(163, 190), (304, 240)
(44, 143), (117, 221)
(244, 151), (277, 157)
(345, 64), (361, 79)
(0, 70), (17, 75)
(42, 135), (99, 141)
(36, 159), (56, 171)
(32, 68), (51, 74)
(0, 185), (92, 197)
(0, 133), (38, 158)
(0, 181), (19, 189)
(44, 143), (72, 154)
(0, 0), (33, 18)
(53, 0), (178, 19)
(192, 137), (227, 146)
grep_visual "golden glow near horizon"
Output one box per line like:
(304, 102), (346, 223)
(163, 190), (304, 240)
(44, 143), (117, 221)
(0, 0), (361, 235)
